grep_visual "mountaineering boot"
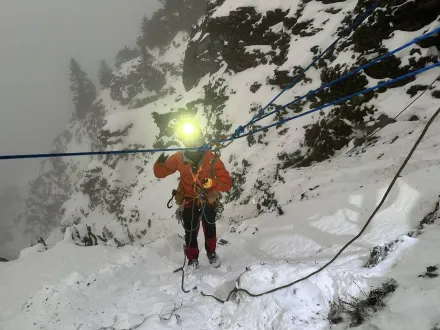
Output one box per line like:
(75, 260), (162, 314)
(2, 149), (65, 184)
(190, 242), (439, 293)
(187, 258), (199, 270)
(207, 252), (221, 268)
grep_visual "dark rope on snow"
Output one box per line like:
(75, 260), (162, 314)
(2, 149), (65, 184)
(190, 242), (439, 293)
(201, 105), (440, 303)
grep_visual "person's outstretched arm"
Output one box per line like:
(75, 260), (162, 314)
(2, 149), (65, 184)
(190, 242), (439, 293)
(211, 157), (232, 192)
(153, 152), (179, 178)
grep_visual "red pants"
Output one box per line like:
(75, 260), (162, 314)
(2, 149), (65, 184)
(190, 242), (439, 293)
(183, 201), (217, 260)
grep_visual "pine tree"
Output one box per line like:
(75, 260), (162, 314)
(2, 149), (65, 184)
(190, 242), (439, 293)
(138, 47), (166, 92)
(98, 60), (114, 88)
(139, 47), (154, 73)
(115, 46), (140, 69)
(69, 58), (97, 119)
(137, 16), (150, 49)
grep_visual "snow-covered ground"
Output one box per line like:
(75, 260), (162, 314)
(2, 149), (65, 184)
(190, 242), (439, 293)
(2, 110), (440, 329)
(1, 0), (440, 329)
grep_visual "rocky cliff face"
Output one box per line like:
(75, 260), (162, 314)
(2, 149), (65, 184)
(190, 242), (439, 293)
(2, 103), (105, 258)
(7, 0), (440, 254)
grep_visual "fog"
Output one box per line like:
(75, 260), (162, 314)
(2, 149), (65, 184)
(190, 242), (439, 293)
(0, 0), (161, 189)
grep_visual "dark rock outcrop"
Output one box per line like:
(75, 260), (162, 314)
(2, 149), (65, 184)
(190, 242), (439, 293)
(183, 8), (291, 90)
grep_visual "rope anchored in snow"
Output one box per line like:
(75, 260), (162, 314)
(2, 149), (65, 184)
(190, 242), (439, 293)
(202, 105), (440, 304)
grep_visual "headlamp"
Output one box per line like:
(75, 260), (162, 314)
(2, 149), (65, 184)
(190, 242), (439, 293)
(174, 116), (203, 147)
(181, 122), (195, 136)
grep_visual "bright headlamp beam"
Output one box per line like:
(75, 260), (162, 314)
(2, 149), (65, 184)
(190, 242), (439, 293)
(182, 123), (195, 136)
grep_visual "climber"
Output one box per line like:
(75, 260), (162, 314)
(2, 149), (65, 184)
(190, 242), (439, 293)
(153, 121), (232, 270)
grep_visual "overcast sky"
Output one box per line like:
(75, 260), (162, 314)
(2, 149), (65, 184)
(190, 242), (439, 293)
(0, 0), (161, 189)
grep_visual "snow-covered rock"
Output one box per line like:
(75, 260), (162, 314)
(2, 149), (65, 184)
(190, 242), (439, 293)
(1, 0), (440, 328)
(18, 243), (46, 260)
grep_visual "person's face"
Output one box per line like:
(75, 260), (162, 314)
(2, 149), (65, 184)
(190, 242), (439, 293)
(183, 134), (202, 148)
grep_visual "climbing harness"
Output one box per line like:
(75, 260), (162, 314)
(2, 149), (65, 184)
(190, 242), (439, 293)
(0, 0), (439, 307)
(173, 176), (219, 291)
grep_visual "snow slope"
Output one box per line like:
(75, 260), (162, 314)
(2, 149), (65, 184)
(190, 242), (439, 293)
(2, 115), (440, 329)
(2, 115), (102, 259)
(1, 0), (440, 329)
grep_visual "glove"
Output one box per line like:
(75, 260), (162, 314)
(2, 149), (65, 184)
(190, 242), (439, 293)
(203, 178), (213, 189)
(157, 153), (168, 164)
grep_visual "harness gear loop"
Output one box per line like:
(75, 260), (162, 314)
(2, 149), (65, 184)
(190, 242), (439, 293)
(167, 189), (177, 209)
(188, 164), (205, 208)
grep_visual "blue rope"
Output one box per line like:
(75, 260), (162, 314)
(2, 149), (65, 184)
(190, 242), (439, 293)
(244, 26), (440, 128)
(0, 1), (382, 161)
(220, 61), (440, 142)
(1, 61), (438, 160)
(0, 146), (208, 160)
(1, 4), (437, 161)
(1, 62), (438, 160)
(239, 0), (381, 133)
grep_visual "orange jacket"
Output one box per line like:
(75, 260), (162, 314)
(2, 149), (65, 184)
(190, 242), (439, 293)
(153, 150), (232, 199)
